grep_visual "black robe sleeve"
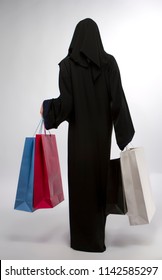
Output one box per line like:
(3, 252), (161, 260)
(108, 56), (135, 150)
(43, 60), (73, 129)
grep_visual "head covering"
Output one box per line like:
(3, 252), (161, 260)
(68, 18), (108, 80)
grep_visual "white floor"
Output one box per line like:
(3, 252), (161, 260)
(0, 174), (162, 260)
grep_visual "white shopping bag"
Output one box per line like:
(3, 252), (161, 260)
(120, 147), (155, 225)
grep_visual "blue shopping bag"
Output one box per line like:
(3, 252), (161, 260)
(14, 137), (35, 212)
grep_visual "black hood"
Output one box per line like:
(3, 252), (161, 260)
(68, 18), (108, 80)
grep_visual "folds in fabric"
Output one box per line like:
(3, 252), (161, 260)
(43, 55), (135, 153)
(33, 134), (64, 209)
(14, 138), (35, 212)
(43, 59), (73, 130)
(106, 158), (127, 215)
(113, 96), (135, 150)
(120, 147), (156, 225)
(43, 99), (60, 130)
(68, 18), (109, 81)
(108, 56), (135, 150)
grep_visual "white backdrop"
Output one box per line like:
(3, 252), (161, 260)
(0, 0), (162, 259)
(1, 0), (162, 186)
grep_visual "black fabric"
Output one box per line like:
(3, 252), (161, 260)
(106, 158), (127, 215)
(68, 18), (109, 81)
(43, 18), (135, 252)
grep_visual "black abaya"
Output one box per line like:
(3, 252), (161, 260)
(43, 19), (135, 252)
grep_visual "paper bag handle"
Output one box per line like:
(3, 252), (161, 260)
(33, 119), (50, 136)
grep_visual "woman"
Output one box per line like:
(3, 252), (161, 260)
(41, 18), (135, 252)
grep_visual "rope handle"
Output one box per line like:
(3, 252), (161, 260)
(125, 142), (134, 151)
(33, 119), (51, 136)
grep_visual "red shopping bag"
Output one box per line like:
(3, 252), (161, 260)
(33, 134), (64, 209)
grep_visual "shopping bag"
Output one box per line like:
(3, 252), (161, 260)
(106, 158), (127, 215)
(14, 138), (35, 212)
(120, 147), (155, 225)
(33, 134), (64, 209)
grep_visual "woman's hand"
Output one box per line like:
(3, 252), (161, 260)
(40, 104), (43, 116)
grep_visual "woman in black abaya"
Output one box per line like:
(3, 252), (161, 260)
(41, 18), (135, 252)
